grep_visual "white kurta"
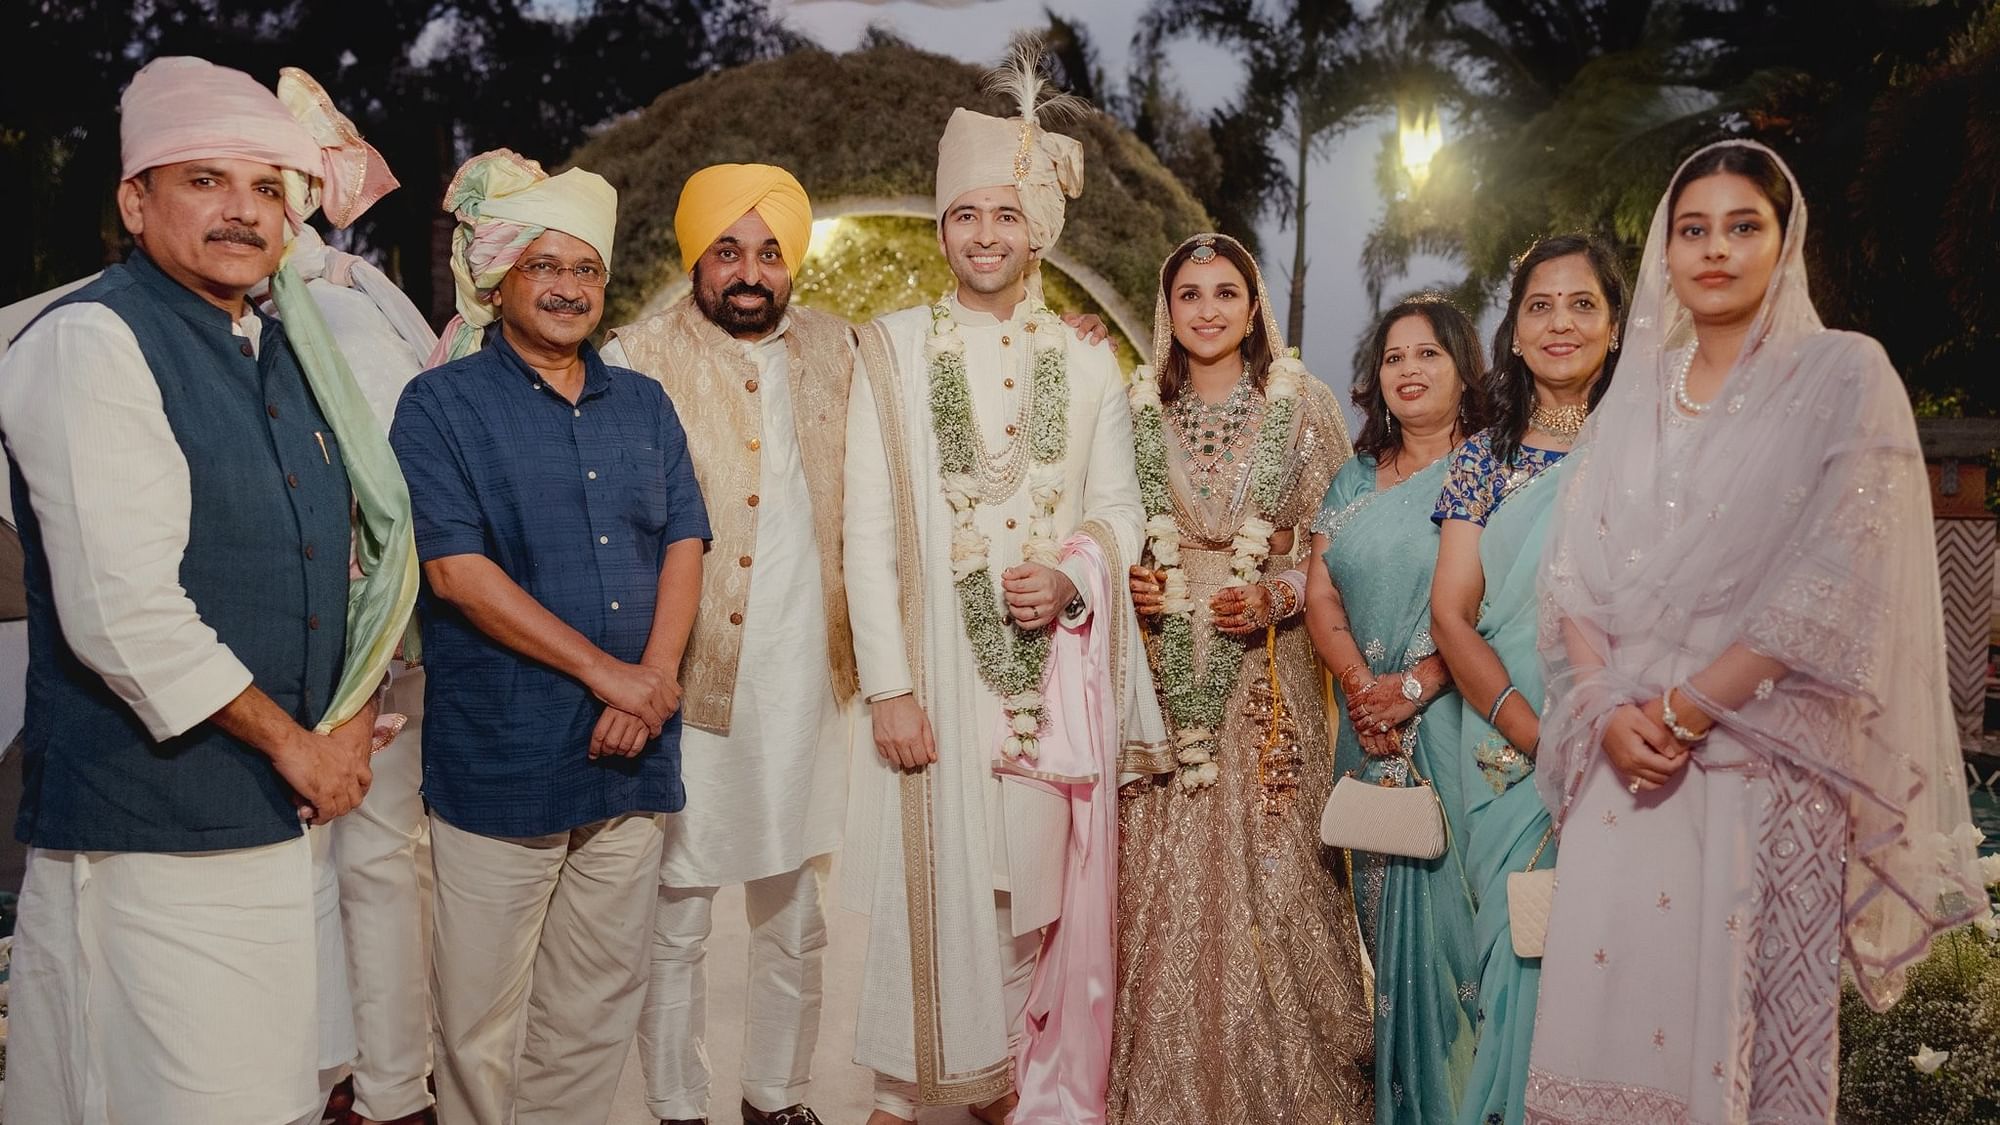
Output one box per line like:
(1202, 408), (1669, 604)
(841, 296), (1143, 1095)
(605, 328), (849, 889)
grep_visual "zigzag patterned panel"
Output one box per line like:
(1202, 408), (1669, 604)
(1936, 517), (1996, 737)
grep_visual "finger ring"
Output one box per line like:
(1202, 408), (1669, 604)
(1378, 721), (1389, 733)
(1628, 779), (1642, 794)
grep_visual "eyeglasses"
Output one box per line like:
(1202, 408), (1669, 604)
(515, 260), (611, 288)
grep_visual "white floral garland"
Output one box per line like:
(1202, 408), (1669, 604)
(927, 297), (1069, 762)
(1130, 355), (1303, 790)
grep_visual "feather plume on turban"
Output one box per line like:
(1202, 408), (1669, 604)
(934, 40), (1087, 255)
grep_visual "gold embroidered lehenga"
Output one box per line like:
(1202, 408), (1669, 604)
(1108, 243), (1373, 1124)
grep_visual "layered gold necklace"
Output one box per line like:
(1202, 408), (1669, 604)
(1529, 400), (1589, 440)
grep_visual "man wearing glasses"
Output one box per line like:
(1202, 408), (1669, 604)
(390, 148), (710, 1125)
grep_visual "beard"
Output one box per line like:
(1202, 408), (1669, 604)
(693, 268), (790, 337)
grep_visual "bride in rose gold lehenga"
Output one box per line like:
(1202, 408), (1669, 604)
(1109, 233), (1374, 1125)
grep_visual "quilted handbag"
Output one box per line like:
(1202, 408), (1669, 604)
(1507, 827), (1557, 958)
(1319, 754), (1447, 860)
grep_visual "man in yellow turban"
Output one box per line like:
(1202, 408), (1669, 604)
(601, 162), (852, 1125)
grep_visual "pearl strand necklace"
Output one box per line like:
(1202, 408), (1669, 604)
(1671, 346), (1710, 415)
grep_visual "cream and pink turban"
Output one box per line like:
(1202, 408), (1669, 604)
(674, 163), (812, 277)
(431, 149), (619, 364)
(120, 57), (396, 232)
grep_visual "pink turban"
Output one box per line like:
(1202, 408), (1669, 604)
(120, 57), (397, 231)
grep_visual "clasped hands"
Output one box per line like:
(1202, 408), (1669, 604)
(1003, 562), (1076, 631)
(1339, 665), (1418, 758)
(587, 656), (684, 759)
(1127, 565), (1269, 635)
(1602, 694), (1712, 793)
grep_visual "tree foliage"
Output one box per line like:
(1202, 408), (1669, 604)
(0, 0), (797, 319)
(1357, 0), (2000, 410)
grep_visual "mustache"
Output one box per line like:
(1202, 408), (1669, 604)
(722, 280), (775, 302)
(205, 226), (268, 249)
(536, 294), (593, 313)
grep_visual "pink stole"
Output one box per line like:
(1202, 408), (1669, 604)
(996, 533), (1119, 1124)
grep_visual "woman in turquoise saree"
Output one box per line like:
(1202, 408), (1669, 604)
(1428, 235), (1627, 1125)
(1306, 295), (1487, 1125)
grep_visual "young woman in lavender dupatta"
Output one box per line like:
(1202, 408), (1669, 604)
(1429, 233), (1628, 1125)
(1523, 141), (1985, 1124)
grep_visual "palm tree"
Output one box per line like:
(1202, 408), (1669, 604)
(1136, 0), (1378, 349)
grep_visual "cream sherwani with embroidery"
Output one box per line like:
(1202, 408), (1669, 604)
(843, 294), (1145, 1105)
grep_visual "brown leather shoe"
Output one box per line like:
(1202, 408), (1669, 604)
(741, 1101), (824, 1125)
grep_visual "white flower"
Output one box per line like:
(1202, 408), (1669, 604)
(1910, 1045), (1949, 1074)
(1010, 709), (1041, 736)
(1161, 570), (1196, 613)
(1195, 761), (1219, 785)
(924, 328), (964, 360)
(1234, 515), (1275, 554)
(1950, 823), (1987, 851)
(1265, 356), (1305, 400)
(940, 473), (979, 511)
(1006, 690), (1043, 712)
(1002, 736), (1024, 759)
(1128, 367), (1163, 408)
(1018, 735), (1040, 761)
(1973, 904), (2000, 941)
(1980, 852), (2000, 888)
(950, 524), (990, 579)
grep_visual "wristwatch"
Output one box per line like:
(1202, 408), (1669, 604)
(1400, 674), (1425, 705)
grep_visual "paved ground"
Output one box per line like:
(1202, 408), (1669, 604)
(606, 862), (969, 1125)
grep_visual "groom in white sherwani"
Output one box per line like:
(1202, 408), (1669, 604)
(842, 49), (1157, 1125)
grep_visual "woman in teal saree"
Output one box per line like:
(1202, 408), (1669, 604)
(1306, 295), (1486, 1125)
(1428, 234), (1627, 1125)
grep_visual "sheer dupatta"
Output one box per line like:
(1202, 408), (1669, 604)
(1535, 140), (1984, 1010)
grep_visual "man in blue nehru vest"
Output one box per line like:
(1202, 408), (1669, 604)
(393, 148), (710, 1125)
(0, 57), (387, 1125)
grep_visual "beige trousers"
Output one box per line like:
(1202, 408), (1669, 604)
(429, 811), (665, 1125)
(7, 836), (319, 1125)
(639, 855), (832, 1119)
(330, 668), (433, 1120)
(869, 892), (1041, 1119)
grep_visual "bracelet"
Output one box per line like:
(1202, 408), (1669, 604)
(1262, 577), (1300, 622)
(1487, 684), (1519, 727)
(1661, 686), (1707, 743)
(1337, 663), (1369, 693)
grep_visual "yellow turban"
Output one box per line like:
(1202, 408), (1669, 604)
(674, 163), (812, 277)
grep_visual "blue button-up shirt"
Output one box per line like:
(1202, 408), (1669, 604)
(391, 329), (710, 837)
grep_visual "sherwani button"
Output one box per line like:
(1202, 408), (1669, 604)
(729, 612), (743, 625)
(239, 341), (254, 357)
(266, 403), (279, 418)
(747, 494), (760, 507)
(287, 472), (299, 488)
(308, 614), (320, 630)
(746, 379), (759, 392)
(748, 438), (761, 451)
(1005, 518), (1017, 530)
(738, 555), (752, 568)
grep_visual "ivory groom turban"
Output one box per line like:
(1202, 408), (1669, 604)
(933, 105), (1084, 254)
(675, 163), (813, 277)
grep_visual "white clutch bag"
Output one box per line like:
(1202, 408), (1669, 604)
(1319, 754), (1447, 860)
(1507, 828), (1557, 958)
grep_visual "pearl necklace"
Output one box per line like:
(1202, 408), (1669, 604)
(1671, 347), (1710, 415)
(1528, 400), (1589, 440)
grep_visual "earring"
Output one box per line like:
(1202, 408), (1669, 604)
(1610, 334), (1621, 351)
(1510, 342), (1522, 356)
